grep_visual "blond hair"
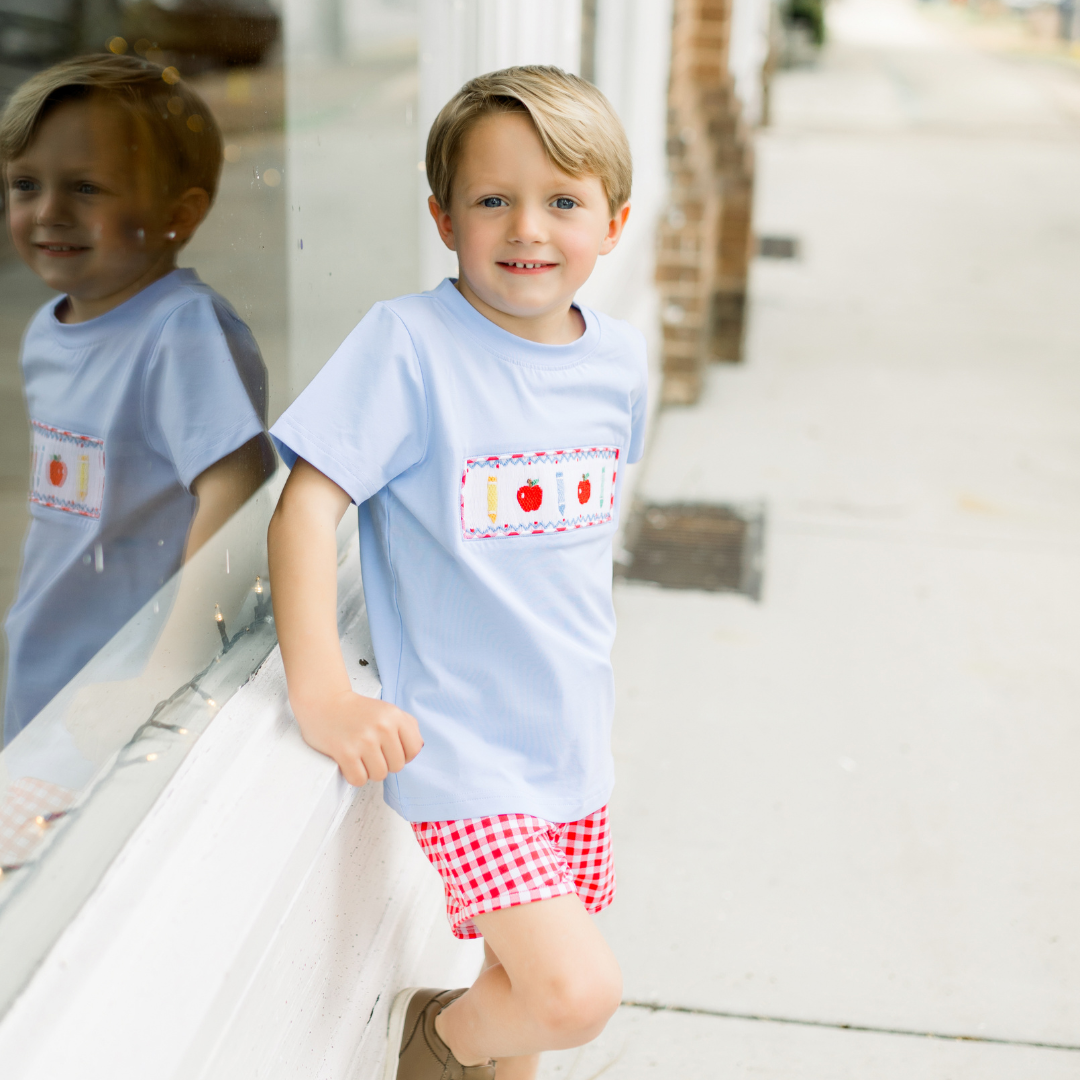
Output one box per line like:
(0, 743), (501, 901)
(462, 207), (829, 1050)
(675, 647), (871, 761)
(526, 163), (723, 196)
(426, 65), (632, 216)
(0, 54), (222, 202)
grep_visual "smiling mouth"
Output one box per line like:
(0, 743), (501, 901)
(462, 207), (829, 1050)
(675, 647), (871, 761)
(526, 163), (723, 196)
(499, 261), (556, 273)
(35, 243), (91, 256)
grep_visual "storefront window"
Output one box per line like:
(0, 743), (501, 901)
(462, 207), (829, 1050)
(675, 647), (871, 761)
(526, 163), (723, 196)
(0, 0), (420, 1015)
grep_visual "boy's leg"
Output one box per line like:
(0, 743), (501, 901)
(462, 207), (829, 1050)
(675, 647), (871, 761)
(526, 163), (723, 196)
(434, 893), (622, 1066)
(479, 941), (539, 1080)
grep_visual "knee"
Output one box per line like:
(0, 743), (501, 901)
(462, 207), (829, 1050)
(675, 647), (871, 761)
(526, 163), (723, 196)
(527, 962), (622, 1046)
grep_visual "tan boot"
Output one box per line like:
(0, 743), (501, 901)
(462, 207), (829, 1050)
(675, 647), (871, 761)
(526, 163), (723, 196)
(384, 987), (496, 1080)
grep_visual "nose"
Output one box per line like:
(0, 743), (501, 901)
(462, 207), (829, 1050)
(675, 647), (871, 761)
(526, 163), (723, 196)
(34, 187), (71, 229)
(507, 201), (546, 245)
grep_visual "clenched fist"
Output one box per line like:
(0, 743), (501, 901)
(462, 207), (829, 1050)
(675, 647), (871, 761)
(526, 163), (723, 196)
(292, 689), (423, 787)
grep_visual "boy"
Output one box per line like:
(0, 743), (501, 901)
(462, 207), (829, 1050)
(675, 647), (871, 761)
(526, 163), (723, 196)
(1, 54), (272, 742)
(267, 67), (645, 1080)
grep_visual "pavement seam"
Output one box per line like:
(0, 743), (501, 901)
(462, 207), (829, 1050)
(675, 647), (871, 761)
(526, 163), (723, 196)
(620, 1001), (1080, 1053)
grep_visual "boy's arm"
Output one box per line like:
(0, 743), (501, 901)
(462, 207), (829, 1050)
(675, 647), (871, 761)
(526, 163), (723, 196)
(186, 435), (273, 559)
(267, 458), (423, 786)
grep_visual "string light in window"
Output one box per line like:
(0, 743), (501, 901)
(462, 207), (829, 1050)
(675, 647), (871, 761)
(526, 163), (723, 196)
(214, 604), (229, 649)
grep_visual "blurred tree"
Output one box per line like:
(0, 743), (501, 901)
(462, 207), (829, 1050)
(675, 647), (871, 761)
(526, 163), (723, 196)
(785, 0), (825, 46)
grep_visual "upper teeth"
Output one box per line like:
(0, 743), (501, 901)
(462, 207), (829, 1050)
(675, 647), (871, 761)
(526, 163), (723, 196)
(43, 245), (78, 251)
(509, 262), (543, 268)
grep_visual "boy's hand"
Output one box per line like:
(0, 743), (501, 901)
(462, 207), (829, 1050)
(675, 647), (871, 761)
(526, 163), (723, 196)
(293, 690), (424, 787)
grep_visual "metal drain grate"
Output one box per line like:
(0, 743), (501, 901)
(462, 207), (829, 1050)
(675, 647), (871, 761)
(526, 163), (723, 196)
(756, 235), (800, 259)
(620, 503), (764, 598)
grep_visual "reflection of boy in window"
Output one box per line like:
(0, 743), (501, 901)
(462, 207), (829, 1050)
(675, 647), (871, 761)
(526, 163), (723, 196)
(0, 55), (274, 744)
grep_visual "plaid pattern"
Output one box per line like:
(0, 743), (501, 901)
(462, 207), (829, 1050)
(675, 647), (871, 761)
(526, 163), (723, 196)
(412, 806), (615, 940)
(0, 776), (76, 867)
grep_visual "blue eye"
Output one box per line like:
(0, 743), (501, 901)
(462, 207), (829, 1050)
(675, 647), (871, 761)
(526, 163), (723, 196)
(77, 183), (98, 195)
(481, 196), (506, 208)
(553, 197), (576, 210)
(11, 178), (37, 192)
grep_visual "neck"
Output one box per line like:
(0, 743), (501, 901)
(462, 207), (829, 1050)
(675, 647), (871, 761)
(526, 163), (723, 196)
(61, 252), (179, 324)
(454, 275), (585, 345)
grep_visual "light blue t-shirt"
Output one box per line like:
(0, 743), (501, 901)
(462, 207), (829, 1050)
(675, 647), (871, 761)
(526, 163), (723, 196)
(3, 268), (267, 743)
(271, 278), (647, 823)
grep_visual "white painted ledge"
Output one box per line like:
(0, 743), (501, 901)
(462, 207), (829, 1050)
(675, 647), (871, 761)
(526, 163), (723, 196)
(0, 545), (482, 1080)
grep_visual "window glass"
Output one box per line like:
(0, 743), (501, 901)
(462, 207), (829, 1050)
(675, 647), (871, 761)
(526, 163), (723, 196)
(0, 0), (418, 1015)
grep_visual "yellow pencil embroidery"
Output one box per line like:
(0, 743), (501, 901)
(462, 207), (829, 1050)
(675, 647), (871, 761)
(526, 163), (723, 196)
(487, 473), (498, 523)
(77, 453), (90, 502)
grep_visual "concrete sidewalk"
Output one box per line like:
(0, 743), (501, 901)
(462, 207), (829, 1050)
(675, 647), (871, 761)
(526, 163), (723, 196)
(542, 0), (1080, 1075)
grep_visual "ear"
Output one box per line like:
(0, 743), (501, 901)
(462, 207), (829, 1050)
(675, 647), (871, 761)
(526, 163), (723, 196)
(428, 194), (457, 252)
(166, 187), (211, 245)
(599, 201), (631, 257)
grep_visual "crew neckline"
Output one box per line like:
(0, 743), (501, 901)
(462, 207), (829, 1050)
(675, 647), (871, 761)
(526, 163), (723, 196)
(432, 277), (600, 370)
(48, 267), (199, 335)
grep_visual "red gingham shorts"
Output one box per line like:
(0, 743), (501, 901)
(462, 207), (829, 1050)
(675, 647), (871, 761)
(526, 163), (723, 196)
(412, 805), (615, 940)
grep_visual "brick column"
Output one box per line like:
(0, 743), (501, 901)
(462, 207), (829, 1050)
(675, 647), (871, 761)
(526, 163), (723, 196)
(657, 0), (757, 405)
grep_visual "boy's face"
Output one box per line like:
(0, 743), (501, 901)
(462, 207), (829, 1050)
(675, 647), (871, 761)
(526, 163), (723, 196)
(5, 97), (207, 321)
(429, 111), (628, 340)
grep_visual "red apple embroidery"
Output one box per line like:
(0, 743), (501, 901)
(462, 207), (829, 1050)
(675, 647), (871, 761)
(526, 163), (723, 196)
(48, 454), (67, 487)
(516, 479), (542, 514)
(577, 474), (591, 504)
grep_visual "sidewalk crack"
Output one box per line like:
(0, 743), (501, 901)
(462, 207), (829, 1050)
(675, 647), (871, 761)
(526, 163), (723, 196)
(621, 1000), (1080, 1053)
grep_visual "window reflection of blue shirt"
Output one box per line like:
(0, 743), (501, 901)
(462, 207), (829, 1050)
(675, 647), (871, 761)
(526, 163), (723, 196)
(3, 269), (266, 744)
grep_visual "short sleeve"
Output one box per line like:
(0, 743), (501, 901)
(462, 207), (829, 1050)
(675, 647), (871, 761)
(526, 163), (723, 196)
(269, 302), (428, 504)
(144, 295), (265, 489)
(627, 327), (649, 464)
(215, 303), (269, 425)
